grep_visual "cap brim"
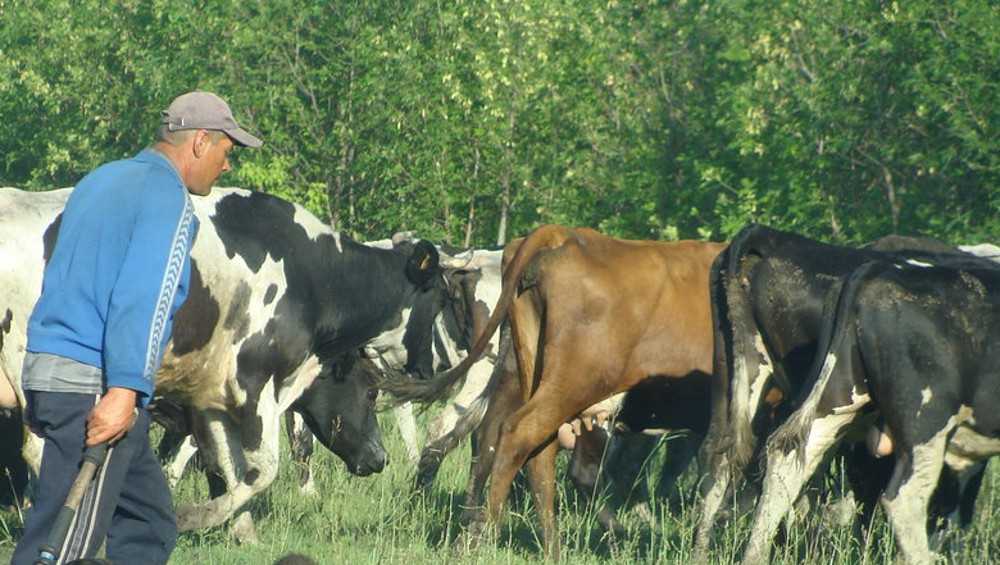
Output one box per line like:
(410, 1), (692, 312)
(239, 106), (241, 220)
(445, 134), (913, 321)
(225, 127), (263, 148)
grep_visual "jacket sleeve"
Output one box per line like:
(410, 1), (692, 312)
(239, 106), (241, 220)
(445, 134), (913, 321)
(102, 179), (195, 405)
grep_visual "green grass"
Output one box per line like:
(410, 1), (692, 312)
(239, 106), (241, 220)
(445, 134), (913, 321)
(1, 412), (998, 564)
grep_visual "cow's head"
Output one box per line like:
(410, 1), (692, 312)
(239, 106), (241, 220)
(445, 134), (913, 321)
(293, 351), (387, 476)
(365, 239), (473, 382)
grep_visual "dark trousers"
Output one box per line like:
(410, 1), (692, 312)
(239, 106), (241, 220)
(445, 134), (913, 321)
(12, 391), (176, 565)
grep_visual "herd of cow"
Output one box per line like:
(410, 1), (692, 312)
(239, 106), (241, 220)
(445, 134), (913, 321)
(1, 186), (998, 564)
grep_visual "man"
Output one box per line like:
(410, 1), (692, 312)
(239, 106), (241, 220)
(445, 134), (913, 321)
(12, 91), (262, 565)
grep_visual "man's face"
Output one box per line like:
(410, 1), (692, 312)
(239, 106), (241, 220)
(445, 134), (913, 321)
(187, 131), (234, 196)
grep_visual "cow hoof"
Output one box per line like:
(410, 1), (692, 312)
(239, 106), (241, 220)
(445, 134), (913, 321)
(823, 493), (858, 529)
(413, 459), (442, 493)
(458, 505), (484, 526)
(633, 502), (656, 526)
(690, 548), (712, 565)
(453, 532), (481, 555)
(596, 508), (625, 537)
(230, 511), (259, 544)
(299, 476), (318, 497)
(454, 521), (491, 554)
(175, 503), (199, 531)
(176, 503), (218, 532)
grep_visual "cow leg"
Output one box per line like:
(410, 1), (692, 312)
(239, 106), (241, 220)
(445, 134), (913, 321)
(697, 268), (777, 558)
(741, 408), (858, 564)
(923, 459), (981, 553)
(926, 458), (987, 556)
(394, 402), (421, 464)
(845, 441), (894, 538)
(953, 460), (987, 528)
(473, 290), (609, 557)
(163, 435), (199, 489)
(569, 425), (625, 534)
(741, 314), (873, 564)
(416, 359), (495, 490)
(483, 374), (613, 559)
(524, 436), (560, 558)
(743, 344), (870, 564)
(479, 402), (555, 556)
(0, 408), (27, 507)
(286, 411), (316, 495)
(21, 429), (42, 479)
(656, 432), (703, 510)
(463, 289), (540, 524)
(176, 409), (247, 531)
(694, 449), (734, 559)
(238, 384), (283, 507)
(176, 390), (282, 534)
(881, 424), (955, 565)
(604, 430), (664, 527)
(461, 354), (519, 523)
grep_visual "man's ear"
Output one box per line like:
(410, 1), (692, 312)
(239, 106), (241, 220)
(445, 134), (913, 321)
(192, 129), (210, 158)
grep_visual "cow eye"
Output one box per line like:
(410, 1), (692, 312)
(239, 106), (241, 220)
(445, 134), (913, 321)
(367, 389), (379, 403)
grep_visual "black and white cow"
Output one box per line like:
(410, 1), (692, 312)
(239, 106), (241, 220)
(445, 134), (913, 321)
(275, 245), (504, 493)
(410, 247), (505, 487)
(741, 254), (1000, 564)
(0, 186), (457, 532)
(695, 224), (994, 554)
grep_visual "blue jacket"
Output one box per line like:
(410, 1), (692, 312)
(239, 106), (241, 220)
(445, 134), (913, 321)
(26, 149), (199, 406)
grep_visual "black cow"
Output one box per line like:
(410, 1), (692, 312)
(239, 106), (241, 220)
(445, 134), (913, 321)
(695, 224), (989, 554)
(741, 254), (1000, 564)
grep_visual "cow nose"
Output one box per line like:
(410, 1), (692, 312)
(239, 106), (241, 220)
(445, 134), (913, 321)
(371, 442), (389, 470)
(368, 441), (388, 471)
(353, 440), (388, 476)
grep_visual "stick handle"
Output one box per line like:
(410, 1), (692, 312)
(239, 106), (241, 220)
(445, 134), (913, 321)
(35, 443), (109, 564)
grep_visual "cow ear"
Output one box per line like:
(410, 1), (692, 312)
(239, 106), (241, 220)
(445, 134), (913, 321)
(406, 240), (440, 286)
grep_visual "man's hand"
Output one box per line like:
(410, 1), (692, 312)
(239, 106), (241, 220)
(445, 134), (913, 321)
(86, 387), (138, 446)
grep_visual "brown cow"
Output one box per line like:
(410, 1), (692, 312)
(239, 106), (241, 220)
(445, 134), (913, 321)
(382, 224), (724, 558)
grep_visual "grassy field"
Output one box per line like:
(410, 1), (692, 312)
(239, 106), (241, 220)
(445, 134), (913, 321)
(0, 411), (998, 564)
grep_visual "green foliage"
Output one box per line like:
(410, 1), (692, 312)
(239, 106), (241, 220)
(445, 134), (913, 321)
(1, 0), (996, 246)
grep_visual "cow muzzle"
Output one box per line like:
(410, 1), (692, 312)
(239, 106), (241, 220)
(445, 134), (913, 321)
(352, 440), (388, 476)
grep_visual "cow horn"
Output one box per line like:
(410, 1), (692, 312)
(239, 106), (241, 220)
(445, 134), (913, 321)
(438, 249), (475, 270)
(391, 231), (418, 245)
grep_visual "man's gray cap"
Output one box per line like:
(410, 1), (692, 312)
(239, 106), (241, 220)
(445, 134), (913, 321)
(161, 91), (263, 148)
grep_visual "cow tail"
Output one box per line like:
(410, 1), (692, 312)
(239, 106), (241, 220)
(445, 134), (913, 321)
(700, 247), (733, 462)
(774, 260), (873, 457)
(718, 224), (770, 474)
(798, 260), (873, 407)
(379, 225), (573, 405)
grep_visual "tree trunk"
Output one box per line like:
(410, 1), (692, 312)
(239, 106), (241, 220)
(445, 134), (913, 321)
(497, 171), (510, 246)
(496, 113), (515, 246)
(327, 178), (340, 231)
(443, 197), (452, 246)
(464, 146), (479, 248)
(464, 199), (475, 248)
(347, 145), (356, 234)
(829, 207), (842, 239)
(331, 64), (355, 231)
(881, 165), (900, 234)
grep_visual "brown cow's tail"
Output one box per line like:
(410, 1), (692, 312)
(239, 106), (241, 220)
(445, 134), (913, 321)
(378, 225), (573, 405)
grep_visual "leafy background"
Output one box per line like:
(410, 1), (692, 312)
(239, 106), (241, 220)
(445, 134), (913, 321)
(2, 0), (996, 247)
